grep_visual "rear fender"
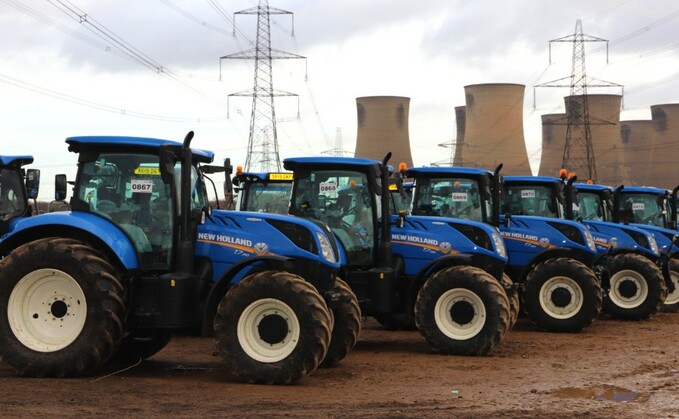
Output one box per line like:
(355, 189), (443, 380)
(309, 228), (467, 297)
(0, 212), (139, 270)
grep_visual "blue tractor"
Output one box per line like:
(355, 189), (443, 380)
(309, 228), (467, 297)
(0, 132), (354, 384)
(603, 184), (679, 311)
(503, 175), (668, 321)
(283, 155), (512, 356)
(405, 166), (602, 333)
(1, 155), (40, 234)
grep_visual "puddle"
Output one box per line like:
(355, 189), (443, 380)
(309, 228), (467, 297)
(550, 384), (641, 403)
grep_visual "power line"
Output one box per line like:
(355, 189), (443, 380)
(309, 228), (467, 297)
(0, 72), (227, 122)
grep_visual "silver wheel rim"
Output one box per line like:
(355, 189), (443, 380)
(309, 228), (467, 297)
(237, 298), (300, 363)
(664, 270), (679, 306)
(608, 269), (648, 309)
(8, 268), (87, 352)
(539, 276), (583, 320)
(434, 288), (486, 340)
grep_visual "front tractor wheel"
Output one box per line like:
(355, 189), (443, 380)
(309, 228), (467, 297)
(0, 238), (126, 377)
(415, 266), (510, 356)
(320, 278), (361, 368)
(603, 253), (667, 320)
(214, 270), (332, 384)
(661, 258), (679, 313)
(523, 258), (602, 333)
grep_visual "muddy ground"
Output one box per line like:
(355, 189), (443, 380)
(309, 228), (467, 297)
(1, 313), (678, 418)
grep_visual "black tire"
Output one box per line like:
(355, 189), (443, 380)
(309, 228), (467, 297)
(320, 278), (361, 368)
(523, 258), (602, 333)
(112, 330), (172, 363)
(414, 266), (510, 356)
(661, 258), (679, 313)
(500, 273), (520, 333)
(0, 238), (126, 377)
(214, 270), (332, 384)
(603, 253), (667, 320)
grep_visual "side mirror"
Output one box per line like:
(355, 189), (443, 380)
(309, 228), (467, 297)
(25, 169), (40, 200)
(54, 174), (67, 201)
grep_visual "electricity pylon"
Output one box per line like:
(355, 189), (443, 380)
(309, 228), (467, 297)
(221, 0), (304, 171)
(534, 19), (623, 182)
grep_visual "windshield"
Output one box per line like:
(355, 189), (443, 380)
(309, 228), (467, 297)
(502, 185), (560, 218)
(573, 191), (607, 221)
(618, 193), (667, 227)
(389, 183), (412, 214)
(412, 177), (486, 222)
(239, 181), (292, 214)
(76, 153), (175, 269)
(0, 167), (27, 220)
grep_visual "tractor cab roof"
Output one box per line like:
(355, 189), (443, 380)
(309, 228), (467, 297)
(620, 185), (669, 196)
(66, 136), (214, 163)
(0, 156), (34, 167)
(503, 175), (562, 184)
(573, 183), (613, 192)
(406, 166), (491, 177)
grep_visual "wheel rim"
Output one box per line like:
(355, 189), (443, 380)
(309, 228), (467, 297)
(539, 276), (583, 319)
(608, 269), (648, 309)
(434, 288), (486, 340)
(664, 270), (679, 306)
(7, 268), (87, 352)
(237, 298), (300, 363)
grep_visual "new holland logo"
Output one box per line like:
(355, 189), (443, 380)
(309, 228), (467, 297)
(253, 242), (269, 255)
(439, 241), (452, 254)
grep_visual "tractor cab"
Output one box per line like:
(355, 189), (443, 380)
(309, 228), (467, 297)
(409, 168), (493, 223)
(64, 136), (213, 272)
(287, 158), (381, 267)
(0, 156), (39, 234)
(232, 169), (293, 214)
(614, 186), (674, 229)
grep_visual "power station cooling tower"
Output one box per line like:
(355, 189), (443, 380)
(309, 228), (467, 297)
(453, 106), (466, 166)
(538, 113), (567, 177)
(462, 83), (530, 174)
(619, 120), (654, 186)
(580, 94), (622, 185)
(354, 96), (414, 168)
(648, 103), (679, 189)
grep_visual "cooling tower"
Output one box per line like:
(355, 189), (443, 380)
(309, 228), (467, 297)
(354, 96), (414, 168)
(452, 106), (466, 166)
(619, 120), (653, 186)
(583, 94), (622, 185)
(462, 83), (530, 174)
(538, 113), (568, 177)
(649, 104), (679, 189)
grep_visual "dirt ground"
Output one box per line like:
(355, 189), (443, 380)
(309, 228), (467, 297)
(2, 313), (678, 418)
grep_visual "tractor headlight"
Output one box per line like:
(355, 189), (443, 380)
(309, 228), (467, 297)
(584, 230), (596, 252)
(317, 231), (336, 263)
(648, 235), (659, 254)
(609, 237), (618, 248)
(491, 231), (507, 259)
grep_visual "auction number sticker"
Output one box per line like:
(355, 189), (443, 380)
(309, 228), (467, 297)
(451, 192), (468, 202)
(320, 182), (337, 194)
(521, 190), (536, 198)
(632, 202), (645, 211)
(131, 179), (154, 193)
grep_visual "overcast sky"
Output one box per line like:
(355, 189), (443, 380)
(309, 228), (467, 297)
(2, 0), (679, 199)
